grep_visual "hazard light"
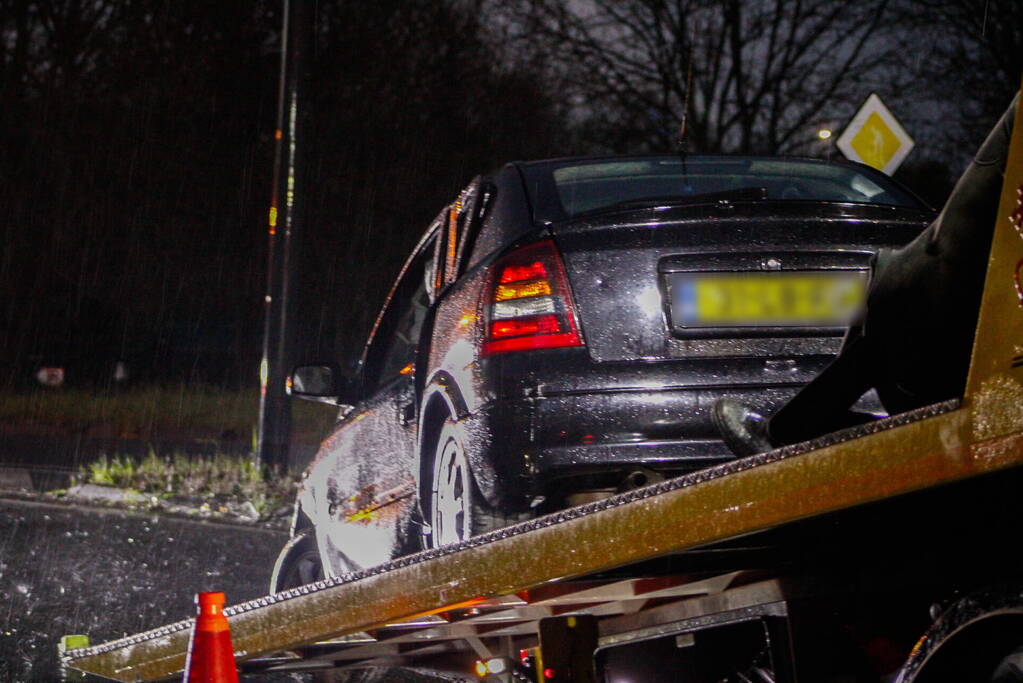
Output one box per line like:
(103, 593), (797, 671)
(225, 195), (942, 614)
(475, 656), (510, 677)
(482, 240), (584, 355)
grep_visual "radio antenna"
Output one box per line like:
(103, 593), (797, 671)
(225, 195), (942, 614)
(677, 43), (694, 193)
(676, 46), (694, 158)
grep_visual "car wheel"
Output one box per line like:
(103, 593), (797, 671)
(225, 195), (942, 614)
(992, 646), (1023, 682)
(427, 419), (529, 548)
(270, 531), (387, 683)
(269, 529), (323, 594)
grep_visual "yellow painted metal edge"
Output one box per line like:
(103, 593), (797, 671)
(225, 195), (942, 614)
(68, 400), (1023, 681)
(964, 86), (1023, 439)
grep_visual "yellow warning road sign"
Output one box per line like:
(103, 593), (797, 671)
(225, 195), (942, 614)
(836, 93), (914, 175)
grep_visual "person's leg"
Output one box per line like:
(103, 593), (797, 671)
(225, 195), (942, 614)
(714, 323), (881, 455)
(767, 327), (878, 446)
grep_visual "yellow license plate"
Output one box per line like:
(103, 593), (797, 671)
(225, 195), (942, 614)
(671, 271), (866, 328)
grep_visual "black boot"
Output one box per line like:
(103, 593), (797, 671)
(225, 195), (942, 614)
(712, 398), (774, 457)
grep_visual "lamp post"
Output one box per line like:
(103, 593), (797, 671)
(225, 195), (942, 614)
(258, 0), (314, 475)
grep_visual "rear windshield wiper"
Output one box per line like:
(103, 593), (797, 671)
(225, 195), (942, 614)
(581, 186), (769, 217)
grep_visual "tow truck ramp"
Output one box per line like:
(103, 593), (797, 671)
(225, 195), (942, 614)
(63, 396), (1023, 681)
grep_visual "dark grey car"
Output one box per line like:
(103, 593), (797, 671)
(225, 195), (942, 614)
(272, 155), (932, 587)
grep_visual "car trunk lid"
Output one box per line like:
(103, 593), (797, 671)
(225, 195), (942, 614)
(549, 201), (930, 364)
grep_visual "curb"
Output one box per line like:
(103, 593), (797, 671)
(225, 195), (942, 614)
(0, 465), (33, 489)
(0, 473), (291, 532)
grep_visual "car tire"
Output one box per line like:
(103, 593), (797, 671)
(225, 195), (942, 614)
(269, 529), (324, 595)
(992, 645), (1023, 682)
(270, 531), (387, 683)
(427, 419), (530, 548)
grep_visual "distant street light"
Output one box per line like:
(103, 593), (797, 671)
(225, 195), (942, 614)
(818, 128), (833, 141)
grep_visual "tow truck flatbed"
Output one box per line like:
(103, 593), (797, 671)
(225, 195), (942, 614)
(61, 394), (1023, 680)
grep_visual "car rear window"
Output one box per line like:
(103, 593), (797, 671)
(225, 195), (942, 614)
(521, 156), (925, 222)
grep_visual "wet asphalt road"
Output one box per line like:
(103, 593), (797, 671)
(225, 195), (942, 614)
(0, 497), (288, 681)
(0, 498), (456, 683)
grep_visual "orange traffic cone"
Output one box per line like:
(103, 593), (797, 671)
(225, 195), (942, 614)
(183, 592), (239, 683)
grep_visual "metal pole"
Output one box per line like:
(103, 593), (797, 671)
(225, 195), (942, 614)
(258, 0), (314, 474)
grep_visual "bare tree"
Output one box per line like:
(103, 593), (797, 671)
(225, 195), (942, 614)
(494, 0), (906, 154)
(889, 0), (1022, 160)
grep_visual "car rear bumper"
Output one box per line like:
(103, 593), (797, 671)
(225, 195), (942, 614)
(463, 382), (805, 509)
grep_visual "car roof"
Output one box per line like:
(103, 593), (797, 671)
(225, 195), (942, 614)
(508, 153), (875, 172)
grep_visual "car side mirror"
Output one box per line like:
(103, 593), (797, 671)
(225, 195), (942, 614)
(289, 364), (355, 406)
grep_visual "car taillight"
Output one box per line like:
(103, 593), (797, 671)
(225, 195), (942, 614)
(482, 239), (584, 355)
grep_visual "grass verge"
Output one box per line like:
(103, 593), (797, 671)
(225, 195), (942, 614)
(71, 450), (301, 524)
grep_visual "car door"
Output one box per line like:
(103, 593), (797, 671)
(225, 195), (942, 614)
(308, 227), (441, 573)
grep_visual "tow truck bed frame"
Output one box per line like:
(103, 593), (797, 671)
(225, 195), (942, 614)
(62, 395), (1023, 681)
